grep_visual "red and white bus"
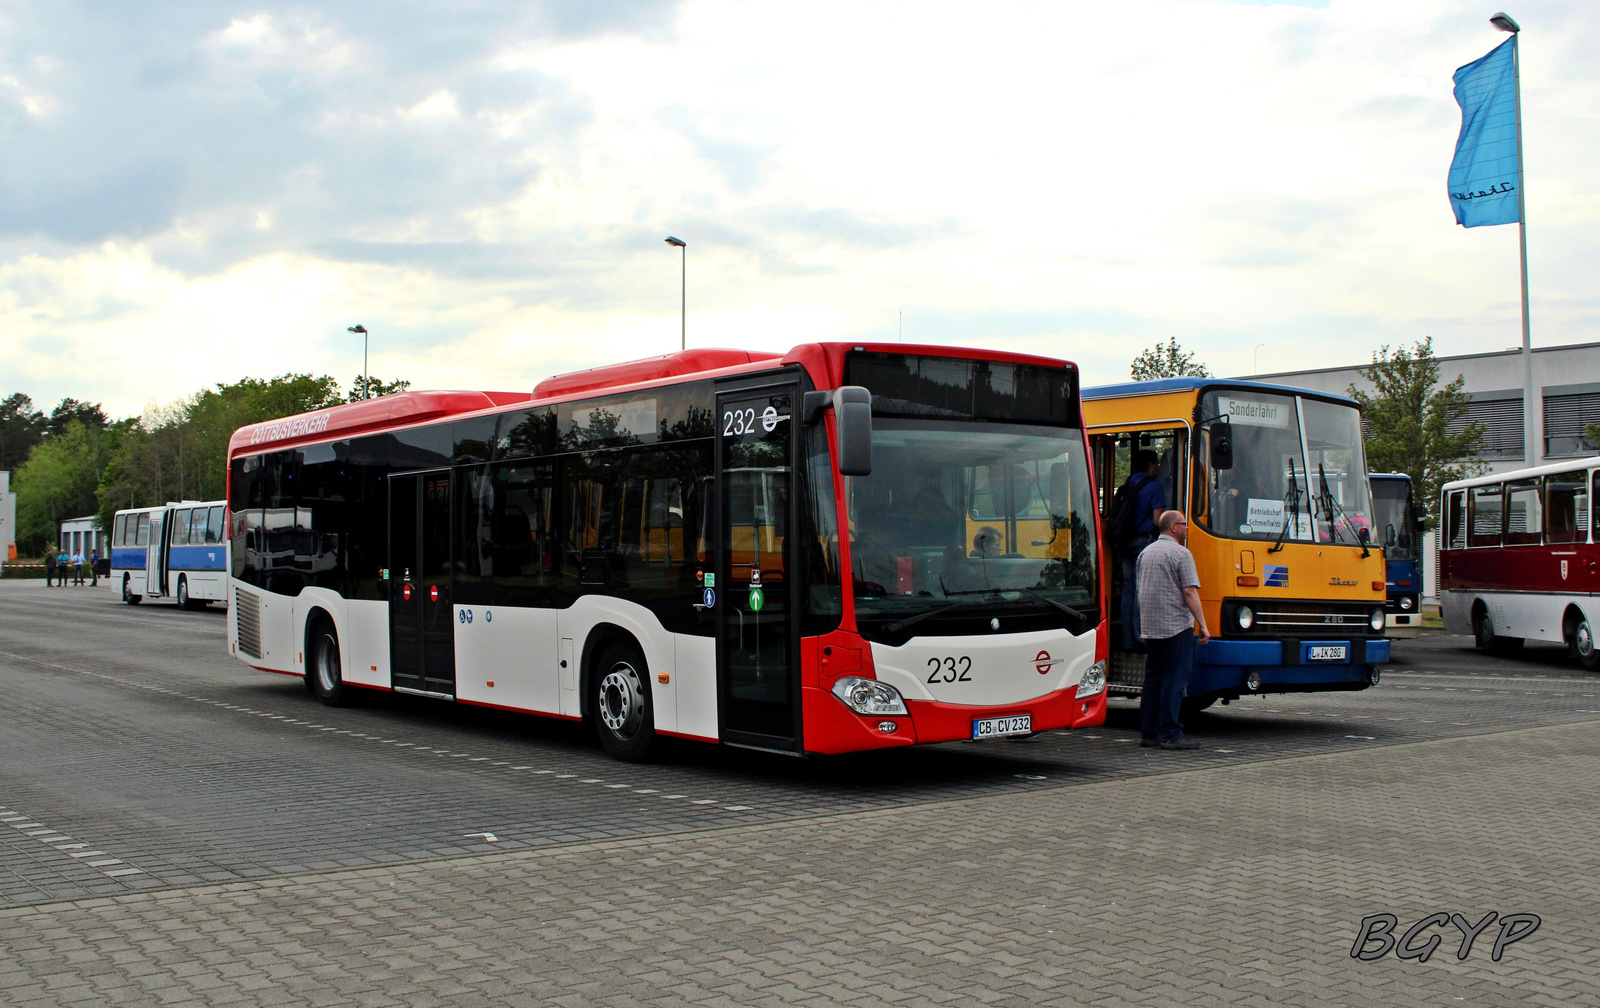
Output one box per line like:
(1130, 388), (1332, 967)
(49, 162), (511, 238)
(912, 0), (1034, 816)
(226, 344), (1109, 760)
(1439, 457), (1599, 670)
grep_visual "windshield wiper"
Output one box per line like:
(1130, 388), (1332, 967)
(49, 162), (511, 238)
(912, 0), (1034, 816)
(884, 599), (983, 634)
(1268, 460), (1303, 555)
(896, 586), (1092, 634)
(1009, 586), (1092, 633)
(1318, 463), (1370, 558)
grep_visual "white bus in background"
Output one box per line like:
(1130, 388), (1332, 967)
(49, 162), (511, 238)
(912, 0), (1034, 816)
(110, 501), (229, 608)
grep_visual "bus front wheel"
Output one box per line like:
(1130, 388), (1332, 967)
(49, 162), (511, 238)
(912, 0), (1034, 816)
(591, 641), (657, 763)
(1473, 606), (1521, 655)
(122, 575), (141, 606)
(177, 576), (191, 609)
(307, 621), (347, 706)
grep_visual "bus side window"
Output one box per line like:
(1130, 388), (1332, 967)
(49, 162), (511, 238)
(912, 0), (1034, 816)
(136, 513), (150, 547)
(1506, 479), (1541, 545)
(173, 510), (191, 547)
(1468, 484), (1503, 548)
(1544, 471), (1585, 544)
(209, 506), (225, 544)
(1447, 490), (1467, 550)
(113, 514), (127, 547)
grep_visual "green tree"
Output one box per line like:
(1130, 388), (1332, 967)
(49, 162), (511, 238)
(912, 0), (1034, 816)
(347, 375), (412, 401)
(96, 373), (346, 532)
(0, 393), (46, 471)
(45, 398), (108, 437)
(1130, 337), (1212, 380)
(1347, 337), (1486, 530)
(14, 421), (111, 554)
(1585, 422), (1600, 453)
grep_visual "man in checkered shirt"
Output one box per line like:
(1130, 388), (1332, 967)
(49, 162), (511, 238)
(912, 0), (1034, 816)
(1136, 510), (1211, 750)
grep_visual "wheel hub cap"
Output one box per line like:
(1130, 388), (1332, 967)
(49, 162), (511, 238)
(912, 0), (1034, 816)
(1578, 622), (1595, 657)
(599, 666), (643, 736)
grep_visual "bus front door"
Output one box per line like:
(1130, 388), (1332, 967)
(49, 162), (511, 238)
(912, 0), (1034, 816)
(389, 469), (457, 696)
(715, 380), (801, 752)
(149, 510), (171, 598)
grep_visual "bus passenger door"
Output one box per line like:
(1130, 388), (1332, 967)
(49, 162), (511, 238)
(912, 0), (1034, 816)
(389, 469), (457, 696)
(149, 510), (172, 597)
(715, 380), (801, 752)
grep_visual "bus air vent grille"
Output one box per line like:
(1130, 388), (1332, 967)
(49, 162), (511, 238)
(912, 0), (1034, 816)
(236, 589), (262, 659)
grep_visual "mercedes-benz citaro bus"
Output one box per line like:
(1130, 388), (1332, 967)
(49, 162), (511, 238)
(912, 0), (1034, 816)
(225, 345), (1108, 761)
(1369, 473), (1425, 638)
(110, 500), (229, 608)
(1082, 378), (1389, 711)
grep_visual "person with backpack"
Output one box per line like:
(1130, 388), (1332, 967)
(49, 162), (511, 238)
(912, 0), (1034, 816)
(1109, 449), (1166, 649)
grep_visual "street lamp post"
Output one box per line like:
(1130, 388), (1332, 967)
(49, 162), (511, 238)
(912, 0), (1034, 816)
(348, 325), (369, 399)
(1488, 12), (1538, 466)
(665, 236), (686, 351)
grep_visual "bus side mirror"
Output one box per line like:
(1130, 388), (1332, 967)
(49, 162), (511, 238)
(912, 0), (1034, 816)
(1048, 461), (1069, 516)
(834, 386), (873, 476)
(1209, 421), (1233, 471)
(1415, 505), (1429, 522)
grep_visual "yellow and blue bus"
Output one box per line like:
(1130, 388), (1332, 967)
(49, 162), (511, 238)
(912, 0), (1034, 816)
(1082, 378), (1389, 710)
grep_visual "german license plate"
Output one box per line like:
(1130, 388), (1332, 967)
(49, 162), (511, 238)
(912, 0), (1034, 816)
(972, 715), (1031, 739)
(1308, 645), (1347, 661)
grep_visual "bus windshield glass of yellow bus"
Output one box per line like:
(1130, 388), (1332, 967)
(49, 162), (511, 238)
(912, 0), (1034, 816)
(1202, 390), (1374, 546)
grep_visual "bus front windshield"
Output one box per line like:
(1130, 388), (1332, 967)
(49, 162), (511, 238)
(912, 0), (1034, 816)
(1201, 390), (1375, 546)
(844, 421), (1098, 633)
(1370, 479), (1417, 561)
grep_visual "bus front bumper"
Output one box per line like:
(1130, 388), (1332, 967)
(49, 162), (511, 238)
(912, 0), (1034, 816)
(801, 684), (1107, 756)
(1187, 636), (1389, 699)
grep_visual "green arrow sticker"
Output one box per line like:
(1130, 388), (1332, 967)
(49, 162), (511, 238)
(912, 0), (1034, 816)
(748, 587), (764, 612)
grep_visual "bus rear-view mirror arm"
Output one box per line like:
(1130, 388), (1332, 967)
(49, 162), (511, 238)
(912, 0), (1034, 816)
(803, 386), (873, 476)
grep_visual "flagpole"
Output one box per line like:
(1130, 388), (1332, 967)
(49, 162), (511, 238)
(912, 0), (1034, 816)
(1500, 17), (1538, 466)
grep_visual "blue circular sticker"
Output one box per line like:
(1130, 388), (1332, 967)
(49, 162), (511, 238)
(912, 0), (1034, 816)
(703, 587), (716, 608)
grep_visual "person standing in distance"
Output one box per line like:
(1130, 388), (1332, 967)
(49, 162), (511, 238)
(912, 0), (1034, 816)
(1136, 510), (1209, 750)
(1118, 449), (1166, 649)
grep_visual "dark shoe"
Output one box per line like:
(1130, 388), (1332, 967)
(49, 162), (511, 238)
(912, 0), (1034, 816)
(1159, 736), (1201, 750)
(1138, 737), (1158, 748)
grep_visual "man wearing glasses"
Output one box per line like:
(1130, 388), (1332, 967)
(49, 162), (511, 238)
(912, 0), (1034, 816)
(1136, 510), (1210, 750)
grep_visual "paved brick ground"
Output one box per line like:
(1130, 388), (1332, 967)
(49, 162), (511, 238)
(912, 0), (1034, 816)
(3, 719), (1595, 1007)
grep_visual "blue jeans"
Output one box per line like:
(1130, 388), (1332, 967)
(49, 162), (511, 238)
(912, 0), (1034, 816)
(1119, 536), (1154, 649)
(1140, 628), (1196, 742)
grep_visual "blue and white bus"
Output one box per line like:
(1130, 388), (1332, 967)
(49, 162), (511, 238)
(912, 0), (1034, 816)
(110, 501), (229, 608)
(1369, 473), (1424, 639)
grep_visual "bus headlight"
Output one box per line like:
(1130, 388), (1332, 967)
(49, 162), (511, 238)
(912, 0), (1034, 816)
(1369, 608), (1386, 632)
(1076, 661), (1107, 699)
(832, 677), (907, 716)
(1235, 605), (1255, 631)
(1399, 594), (1415, 612)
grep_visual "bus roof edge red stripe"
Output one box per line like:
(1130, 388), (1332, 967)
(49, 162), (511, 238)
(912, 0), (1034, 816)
(227, 390), (530, 458)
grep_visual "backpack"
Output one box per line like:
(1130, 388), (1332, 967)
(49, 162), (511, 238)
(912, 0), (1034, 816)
(1105, 474), (1153, 544)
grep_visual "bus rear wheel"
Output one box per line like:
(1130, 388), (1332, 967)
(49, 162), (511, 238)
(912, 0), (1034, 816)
(177, 576), (192, 609)
(307, 621), (347, 706)
(122, 575), (141, 605)
(591, 641), (656, 763)
(1571, 615), (1599, 673)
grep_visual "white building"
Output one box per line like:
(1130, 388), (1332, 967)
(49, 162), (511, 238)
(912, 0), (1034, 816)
(0, 472), (15, 568)
(1236, 339), (1600, 600)
(58, 515), (104, 561)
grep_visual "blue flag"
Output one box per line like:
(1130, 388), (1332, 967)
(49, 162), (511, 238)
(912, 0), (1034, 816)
(1449, 38), (1521, 227)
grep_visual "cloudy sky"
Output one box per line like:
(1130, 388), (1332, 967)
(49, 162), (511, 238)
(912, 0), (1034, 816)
(3, 0), (1597, 419)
